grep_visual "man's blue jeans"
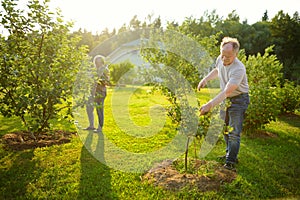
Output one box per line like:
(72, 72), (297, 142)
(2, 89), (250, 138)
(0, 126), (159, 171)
(221, 93), (250, 164)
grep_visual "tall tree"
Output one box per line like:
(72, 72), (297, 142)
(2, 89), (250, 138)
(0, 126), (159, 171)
(129, 15), (141, 30)
(270, 10), (300, 83)
(262, 10), (269, 21)
(249, 21), (272, 55)
(0, 0), (89, 135)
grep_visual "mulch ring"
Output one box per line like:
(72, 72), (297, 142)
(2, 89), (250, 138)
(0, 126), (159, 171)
(1, 130), (77, 151)
(142, 159), (237, 192)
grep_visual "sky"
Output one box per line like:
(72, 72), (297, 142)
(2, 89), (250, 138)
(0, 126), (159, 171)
(1, 0), (299, 35)
(47, 0), (299, 33)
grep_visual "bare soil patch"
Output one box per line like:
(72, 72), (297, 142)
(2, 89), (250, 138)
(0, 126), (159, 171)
(247, 129), (278, 139)
(142, 159), (237, 192)
(1, 130), (77, 151)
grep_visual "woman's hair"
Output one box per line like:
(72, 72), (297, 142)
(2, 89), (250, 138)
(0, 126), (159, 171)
(93, 54), (105, 66)
(220, 37), (240, 53)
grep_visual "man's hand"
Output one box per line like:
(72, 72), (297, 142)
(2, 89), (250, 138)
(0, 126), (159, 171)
(199, 102), (212, 115)
(197, 79), (207, 91)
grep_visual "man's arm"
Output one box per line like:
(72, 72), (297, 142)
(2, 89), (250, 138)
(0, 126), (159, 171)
(197, 68), (218, 91)
(199, 82), (238, 115)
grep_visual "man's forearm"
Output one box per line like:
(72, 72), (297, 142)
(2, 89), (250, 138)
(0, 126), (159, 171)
(203, 68), (218, 82)
(208, 91), (227, 107)
(208, 83), (238, 108)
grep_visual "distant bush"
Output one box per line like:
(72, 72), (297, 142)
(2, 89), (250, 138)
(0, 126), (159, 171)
(241, 46), (283, 133)
(109, 61), (135, 85)
(278, 80), (300, 113)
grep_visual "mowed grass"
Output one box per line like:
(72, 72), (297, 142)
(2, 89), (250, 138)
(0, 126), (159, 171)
(0, 86), (300, 199)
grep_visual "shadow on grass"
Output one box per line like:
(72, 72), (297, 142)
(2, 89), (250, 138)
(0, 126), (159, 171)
(278, 112), (300, 128)
(227, 132), (300, 199)
(78, 131), (118, 200)
(0, 116), (23, 137)
(0, 150), (37, 199)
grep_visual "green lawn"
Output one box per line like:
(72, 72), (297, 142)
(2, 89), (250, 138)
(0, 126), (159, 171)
(0, 87), (299, 199)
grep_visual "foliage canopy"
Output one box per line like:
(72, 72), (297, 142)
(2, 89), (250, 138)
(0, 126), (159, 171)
(0, 0), (89, 135)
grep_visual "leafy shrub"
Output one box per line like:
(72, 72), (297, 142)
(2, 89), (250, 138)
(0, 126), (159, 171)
(278, 80), (300, 113)
(243, 86), (282, 132)
(109, 61), (135, 85)
(241, 46), (283, 133)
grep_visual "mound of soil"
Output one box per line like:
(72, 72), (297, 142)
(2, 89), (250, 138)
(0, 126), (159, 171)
(142, 159), (237, 192)
(1, 130), (77, 151)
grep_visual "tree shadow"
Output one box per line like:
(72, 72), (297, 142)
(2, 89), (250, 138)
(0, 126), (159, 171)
(0, 150), (37, 199)
(0, 116), (23, 137)
(278, 113), (300, 128)
(78, 131), (118, 200)
(235, 135), (300, 199)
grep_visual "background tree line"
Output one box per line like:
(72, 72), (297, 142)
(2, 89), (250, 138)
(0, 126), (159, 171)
(76, 10), (300, 84)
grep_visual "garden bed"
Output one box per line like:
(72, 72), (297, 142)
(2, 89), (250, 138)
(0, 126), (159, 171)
(142, 159), (237, 192)
(1, 130), (77, 151)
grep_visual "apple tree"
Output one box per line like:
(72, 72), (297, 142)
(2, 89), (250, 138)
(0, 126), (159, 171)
(0, 0), (90, 136)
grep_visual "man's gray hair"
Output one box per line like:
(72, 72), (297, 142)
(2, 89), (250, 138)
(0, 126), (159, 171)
(220, 37), (240, 53)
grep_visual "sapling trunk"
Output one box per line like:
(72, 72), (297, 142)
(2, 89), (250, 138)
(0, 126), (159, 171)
(185, 136), (191, 172)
